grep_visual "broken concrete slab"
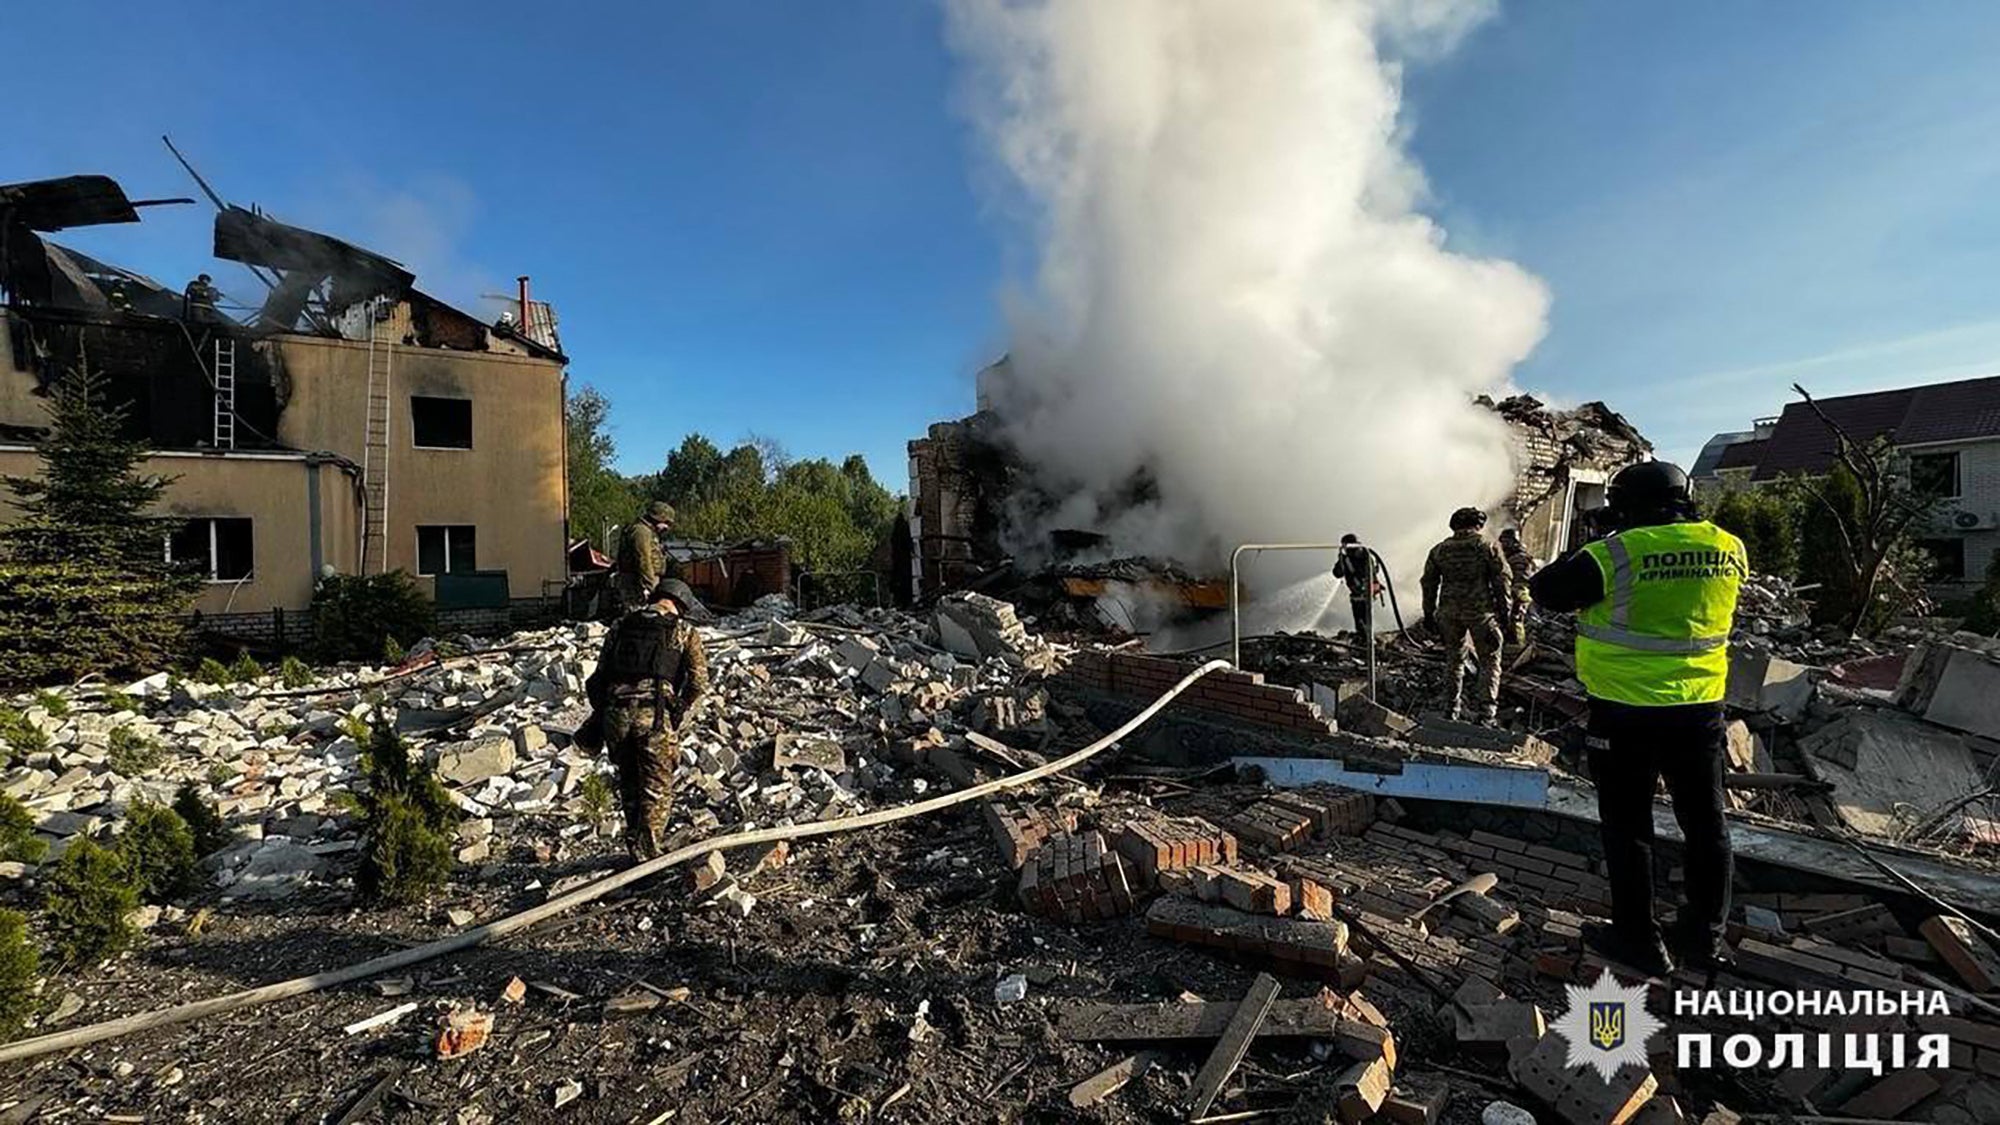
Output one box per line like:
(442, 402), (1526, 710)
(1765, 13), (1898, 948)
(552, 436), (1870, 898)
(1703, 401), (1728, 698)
(1805, 711), (1983, 838)
(432, 736), (517, 786)
(1725, 648), (1814, 722)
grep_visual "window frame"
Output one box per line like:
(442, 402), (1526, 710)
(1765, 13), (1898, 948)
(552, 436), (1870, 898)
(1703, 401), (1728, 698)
(1909, 450), (1962, 501)
(415, 524), (478, 576)
(409, 395), (473, 451)
(164, 516), (255, 583)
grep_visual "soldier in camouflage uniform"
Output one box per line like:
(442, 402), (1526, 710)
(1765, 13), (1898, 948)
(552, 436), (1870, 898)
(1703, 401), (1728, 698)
(1498, 527), (1536, 647)
(607, 502), (681, 620)
(1421, 507), (1513, 723)
(584, 578), (710, 861)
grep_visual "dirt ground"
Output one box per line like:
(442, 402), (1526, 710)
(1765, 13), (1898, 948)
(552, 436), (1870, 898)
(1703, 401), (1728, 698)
(2, 778), (1572, 1125)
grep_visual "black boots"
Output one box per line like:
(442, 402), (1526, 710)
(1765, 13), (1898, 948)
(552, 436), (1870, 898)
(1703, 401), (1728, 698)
(1667, 917), (1735, 971)
(1583, 921), (1676, 978)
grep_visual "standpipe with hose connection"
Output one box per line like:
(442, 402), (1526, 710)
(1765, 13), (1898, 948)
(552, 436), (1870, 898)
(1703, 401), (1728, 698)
(0, 660), (1233, 1066)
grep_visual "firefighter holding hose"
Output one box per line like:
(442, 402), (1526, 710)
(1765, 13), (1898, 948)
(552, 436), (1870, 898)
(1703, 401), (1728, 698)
(1529, 461), (1747, 974)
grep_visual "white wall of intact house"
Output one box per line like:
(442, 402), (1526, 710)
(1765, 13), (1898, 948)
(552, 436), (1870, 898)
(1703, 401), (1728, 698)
(1901, 437), (2000, 588)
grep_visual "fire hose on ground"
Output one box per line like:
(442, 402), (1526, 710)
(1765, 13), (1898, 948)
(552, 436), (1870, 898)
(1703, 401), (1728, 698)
(0, 660), (1234, 1066)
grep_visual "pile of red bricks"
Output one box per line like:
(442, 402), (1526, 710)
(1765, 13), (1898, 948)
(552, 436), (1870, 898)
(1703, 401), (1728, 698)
(982, 800), (1076, 870)
(1110, 815), (1238, 887)
(1017, 831), (1138, 922)
(1228, 788), (1376, 851)
(1063, 651), (1338, 736)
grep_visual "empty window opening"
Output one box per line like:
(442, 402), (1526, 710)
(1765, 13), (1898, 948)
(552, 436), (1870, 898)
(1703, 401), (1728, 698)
(411, 396), (472, 449)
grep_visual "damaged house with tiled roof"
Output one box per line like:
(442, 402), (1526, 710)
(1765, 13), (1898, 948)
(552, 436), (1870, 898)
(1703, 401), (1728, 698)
(0, 173), (570, 642)
(1696, 374), (2000, 588)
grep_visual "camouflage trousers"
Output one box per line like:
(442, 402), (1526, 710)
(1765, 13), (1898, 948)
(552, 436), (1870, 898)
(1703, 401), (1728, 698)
(602, 700), (677, 860)
(1437, 611), (1503, 715)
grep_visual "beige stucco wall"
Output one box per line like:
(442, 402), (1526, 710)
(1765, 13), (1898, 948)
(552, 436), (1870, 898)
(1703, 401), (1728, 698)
(0, 447), (358, 615)
(273, 334), (567, 602)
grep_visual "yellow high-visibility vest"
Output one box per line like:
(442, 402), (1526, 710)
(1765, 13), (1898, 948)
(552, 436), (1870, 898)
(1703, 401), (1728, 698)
(1576, 521), (1747, 706)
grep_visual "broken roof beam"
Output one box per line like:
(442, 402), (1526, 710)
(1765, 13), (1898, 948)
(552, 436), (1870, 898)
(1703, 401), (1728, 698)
(213, 206), (414, 329)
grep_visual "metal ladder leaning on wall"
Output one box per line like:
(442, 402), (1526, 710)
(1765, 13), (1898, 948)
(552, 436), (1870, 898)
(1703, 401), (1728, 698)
(360, 300), (394, 575)
(211, 336), (236, 450)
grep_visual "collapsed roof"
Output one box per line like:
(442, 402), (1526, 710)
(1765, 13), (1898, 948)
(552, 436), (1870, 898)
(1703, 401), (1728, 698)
(0, 172), (564, 362)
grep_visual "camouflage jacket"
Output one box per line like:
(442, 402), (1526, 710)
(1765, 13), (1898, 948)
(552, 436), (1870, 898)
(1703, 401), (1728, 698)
(1421, 531), (1510, 621)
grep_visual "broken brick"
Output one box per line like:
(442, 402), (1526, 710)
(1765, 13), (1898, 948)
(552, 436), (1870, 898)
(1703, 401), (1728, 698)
(435, 1008), (493, 1060)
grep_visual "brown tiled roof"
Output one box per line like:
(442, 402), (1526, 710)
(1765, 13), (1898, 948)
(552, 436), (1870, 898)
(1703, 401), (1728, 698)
(1751, 375), (2000, 481)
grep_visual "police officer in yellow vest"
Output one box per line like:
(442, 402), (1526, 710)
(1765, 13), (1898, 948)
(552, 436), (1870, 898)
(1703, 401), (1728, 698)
(1530, 461), (1746, 975)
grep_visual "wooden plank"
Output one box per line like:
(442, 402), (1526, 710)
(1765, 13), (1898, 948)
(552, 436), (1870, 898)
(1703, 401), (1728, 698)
(1920, 915), (2000, 992)
(1186, 973), (1281, 1121)
(1067, 1052), (1157, 1109)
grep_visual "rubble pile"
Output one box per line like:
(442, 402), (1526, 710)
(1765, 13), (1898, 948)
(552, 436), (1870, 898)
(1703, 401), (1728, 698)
(8, 591), (2000, 1123)
(1, 591), (1070, 906)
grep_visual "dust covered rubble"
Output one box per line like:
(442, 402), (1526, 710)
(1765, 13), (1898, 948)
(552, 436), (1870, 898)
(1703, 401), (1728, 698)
(0, 592), (1066, 905)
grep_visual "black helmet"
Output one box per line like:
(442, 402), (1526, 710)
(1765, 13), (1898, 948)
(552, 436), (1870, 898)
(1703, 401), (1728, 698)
(1448, 507), (1487, 532)
(1340, 532), (1359, 545)
(650, 578), (694, 608)
(1607, 461), (1693, 520)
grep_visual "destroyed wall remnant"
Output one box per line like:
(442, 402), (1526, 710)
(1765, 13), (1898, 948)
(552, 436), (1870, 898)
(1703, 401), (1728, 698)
(907, 412), (1012, 598)
(1483, 394), (1651, 562)
(1063, 650), (1339, 738)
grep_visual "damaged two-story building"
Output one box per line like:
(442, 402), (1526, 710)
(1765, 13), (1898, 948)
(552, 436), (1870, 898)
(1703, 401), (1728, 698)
(0, 174), (570, 643)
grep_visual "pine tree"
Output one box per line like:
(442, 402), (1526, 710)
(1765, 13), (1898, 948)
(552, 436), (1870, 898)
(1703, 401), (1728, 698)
(0, 363), (201, 685)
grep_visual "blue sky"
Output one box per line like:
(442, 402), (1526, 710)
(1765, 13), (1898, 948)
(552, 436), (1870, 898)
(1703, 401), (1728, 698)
(10, 2), (2000, 480)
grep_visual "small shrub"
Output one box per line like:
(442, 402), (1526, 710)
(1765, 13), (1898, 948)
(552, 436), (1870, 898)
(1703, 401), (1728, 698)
(40, 838), (139, 966)
(381, 635), (406, 665)
(310, 571), (434, 664)
(99, 689), (138, 714)
(0, 909), (39, 1038)
(193, 657), (231, 686)
(0, 794), (47, 864)
(229, 652), (264, 683)
(106, 726), (162, 776)
(205, 762), (233, 787)
(116, 800), (199, 902)
(337, 714), (371, 747)
(579, 772), (613, 833)
(345, 718), (458, 904)
(278, 655), (313, 689)
(172, 782), (232, 857)
(33, 690), (68, 718)
(0, 707), (49, 761)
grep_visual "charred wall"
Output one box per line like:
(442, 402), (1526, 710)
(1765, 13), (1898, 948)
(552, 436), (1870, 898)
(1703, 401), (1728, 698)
(2, 308), (284, 450)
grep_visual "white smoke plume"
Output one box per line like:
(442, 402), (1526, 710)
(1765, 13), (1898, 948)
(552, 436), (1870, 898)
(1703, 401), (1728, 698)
(945, 0), (1549, 624)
